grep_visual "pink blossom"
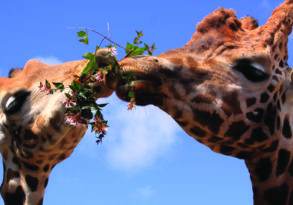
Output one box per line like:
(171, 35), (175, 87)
(63, 98), (76, 108)
(94, 71), (104, 82)
(39, 82), (53, 95)
(127, 99), (136, 110)
(64, 114), (82, 126)
(93, 117), (108, 134)
(109, 47), (117, 56)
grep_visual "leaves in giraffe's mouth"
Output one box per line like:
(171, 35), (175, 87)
(40, 30), (156, 144)
(116, 80), (163, 106)
(115, 71), (163, 106)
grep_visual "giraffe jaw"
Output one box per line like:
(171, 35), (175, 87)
(116, 70), (164, 106)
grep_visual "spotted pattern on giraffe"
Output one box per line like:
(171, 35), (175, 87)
(2, 186), (25, 205)
(116, 1), (293, 204)
(0, 57), (113, 204)
(263, 183), (289, 205)
(0, 0), (291, 204)
(276, 149), (290, 176)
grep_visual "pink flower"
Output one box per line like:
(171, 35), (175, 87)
(63, 98), (76, 108)
(64, 114), (82, 126)
(93, 117), (108, 134)
(94, 71), (104, 82)
(109, 47), (117, 56)
(127, 99), (136, 110)
(39, 82), (53, 95)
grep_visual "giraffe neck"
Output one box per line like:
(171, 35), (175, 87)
(1, 158), (49, 205)
(245, 140), (293, 205)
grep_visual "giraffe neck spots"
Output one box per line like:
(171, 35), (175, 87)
(2, 186), (26, 205)
(246, 146), (293, 205)
(1, 168), (47, 205)
(1, 154), (50, 205)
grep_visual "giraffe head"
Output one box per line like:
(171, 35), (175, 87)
(117, 0), (293, 159)
(0, 59), (112, 204)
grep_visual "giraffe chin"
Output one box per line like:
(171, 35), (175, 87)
(116, 80), (163, 106)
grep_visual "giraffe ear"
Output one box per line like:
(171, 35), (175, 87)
(8, 68), (22, 78)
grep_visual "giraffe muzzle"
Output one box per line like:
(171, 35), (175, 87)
(116, 71), (163, 106)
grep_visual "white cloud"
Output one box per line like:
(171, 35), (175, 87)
(32, 56), (63, 65)
(97, 95), (180, 172)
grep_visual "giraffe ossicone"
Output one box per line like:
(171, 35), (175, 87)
(117, 0), (293, 204)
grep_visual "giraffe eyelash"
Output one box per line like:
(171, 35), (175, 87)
(232, 59), (269, 83)
(3, 90), (31, 115)
(251, 62), (266, 73)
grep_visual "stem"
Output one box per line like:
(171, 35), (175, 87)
(85, 28), (125, 49)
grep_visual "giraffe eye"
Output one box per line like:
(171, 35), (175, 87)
(233, 59), (269, 82)
(3, 90), (31, 115)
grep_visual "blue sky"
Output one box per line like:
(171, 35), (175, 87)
(0, 0), (291, 204)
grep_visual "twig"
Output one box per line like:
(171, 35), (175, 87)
(98, 37), (106, 48)
(85, 28), (125, 49)
(67, 26), (125, 49)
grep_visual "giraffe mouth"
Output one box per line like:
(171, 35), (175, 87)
(116, 72), (164, 106)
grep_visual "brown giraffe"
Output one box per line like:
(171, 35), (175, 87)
(0, 53), (113, 205)
(116, 0), (293, 204)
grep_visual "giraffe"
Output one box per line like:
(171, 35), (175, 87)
(116, 0), (293, 204)
(0, 53), (113, 205)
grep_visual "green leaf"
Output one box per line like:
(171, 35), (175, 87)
(77, 30), (89, 45)
(53, 82), (65, 91)
(129, 47), (145, 56)
(70, 81), (81, 92)
(82, 52), (97, 75)
(65, 93), (72, 99)
(79, 38), (89, 45)
(133, 31), (143, 45)
(81, 63), (93, 76)
(125, 42), (135, 54)
(98, 103), (108, 108)
(78, 91), (88, 99)
(128, 91), (135, 98)
(45, 80), (51, 89)
(149, 43), (156, 55)
(77, 30), (87, 37)
(82, 52), (95, 60)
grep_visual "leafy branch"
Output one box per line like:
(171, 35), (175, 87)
(41, 29), (156, 144)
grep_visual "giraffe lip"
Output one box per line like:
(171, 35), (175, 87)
(116, 70), (163, 105)
(116, 76), (163, 105)
(116, 84), (163, 106)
